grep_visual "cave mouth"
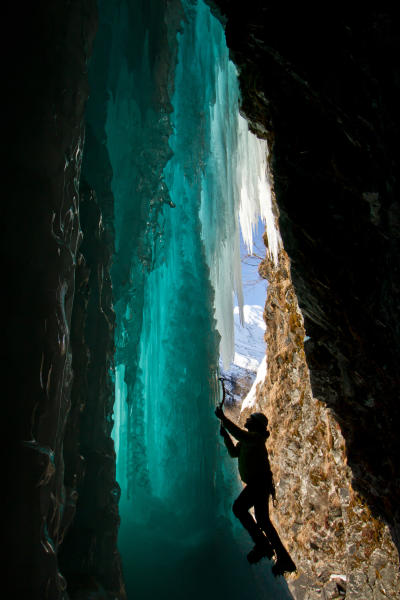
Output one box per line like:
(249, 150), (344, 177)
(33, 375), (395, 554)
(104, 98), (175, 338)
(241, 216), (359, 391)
(79, 1), (288, 598)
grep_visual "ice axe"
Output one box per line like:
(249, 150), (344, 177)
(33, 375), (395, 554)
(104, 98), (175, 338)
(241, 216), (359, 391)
(218, 376), (227, 409)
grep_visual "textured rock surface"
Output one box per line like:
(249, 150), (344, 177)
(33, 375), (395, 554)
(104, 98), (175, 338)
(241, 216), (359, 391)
(58, 186), (125, 599)
(3, 2), (124, 598)
(208, 2), (400, 597)
(241, 243), (399, 599)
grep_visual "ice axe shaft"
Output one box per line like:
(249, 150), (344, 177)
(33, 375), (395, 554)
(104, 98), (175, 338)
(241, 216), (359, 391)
(218, 377), (226, 409)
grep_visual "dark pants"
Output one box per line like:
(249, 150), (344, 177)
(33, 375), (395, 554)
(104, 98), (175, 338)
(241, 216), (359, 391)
(232, 481), (290, 562)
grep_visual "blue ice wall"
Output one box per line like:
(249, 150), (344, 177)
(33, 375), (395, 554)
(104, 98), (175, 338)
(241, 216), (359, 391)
(84, 0), (292, 598)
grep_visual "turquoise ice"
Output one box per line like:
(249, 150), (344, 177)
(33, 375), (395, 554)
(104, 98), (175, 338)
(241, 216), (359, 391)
(84, 0), (289, 597)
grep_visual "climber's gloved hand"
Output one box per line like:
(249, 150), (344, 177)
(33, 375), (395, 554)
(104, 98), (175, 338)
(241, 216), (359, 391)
(219, 425), (227, 437)
(215, 405), (224, 419)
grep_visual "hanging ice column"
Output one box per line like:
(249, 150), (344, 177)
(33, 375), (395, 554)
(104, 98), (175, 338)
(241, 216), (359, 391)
(198, 44), (281, 369)
(107, 0), (282, 517)
(105, 0), (283, 505)
(86, 0), (290, 597)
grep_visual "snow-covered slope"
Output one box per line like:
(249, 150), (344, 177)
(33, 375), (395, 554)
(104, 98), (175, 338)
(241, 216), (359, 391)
(220, 304), (266, 403)
(241, 355), (267, 411)
(232, 304), (266, 370)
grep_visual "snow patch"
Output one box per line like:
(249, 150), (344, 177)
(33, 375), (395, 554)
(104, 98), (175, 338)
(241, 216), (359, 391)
(241, 355), (267, 412)
(220, 304), (266, 404)
(232, 305), (265, 371)
(222, 305), (265, 374)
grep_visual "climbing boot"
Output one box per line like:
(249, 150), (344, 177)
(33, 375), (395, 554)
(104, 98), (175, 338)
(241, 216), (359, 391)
(247, 539), (274, 564)
(272, 555), (296, 576)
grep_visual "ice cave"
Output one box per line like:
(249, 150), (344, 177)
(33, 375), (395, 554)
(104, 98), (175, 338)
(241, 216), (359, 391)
(6, 1), (400, 598)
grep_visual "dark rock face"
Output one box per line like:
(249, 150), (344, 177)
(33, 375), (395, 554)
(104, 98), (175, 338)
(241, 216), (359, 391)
(58, 185), (125, 599)
(3, 2), (123, 598)
(248, 244), (400, 598)
(208, 0), (400, 595)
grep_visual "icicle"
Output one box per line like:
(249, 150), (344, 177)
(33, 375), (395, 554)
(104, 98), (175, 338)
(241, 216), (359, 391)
(199, 56), (281, 369)
(237, 114), (281, 265)
(95, 1), (293, 597)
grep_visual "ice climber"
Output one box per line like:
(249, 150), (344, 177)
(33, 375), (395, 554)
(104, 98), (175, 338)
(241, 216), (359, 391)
(215, 381), (296, 576)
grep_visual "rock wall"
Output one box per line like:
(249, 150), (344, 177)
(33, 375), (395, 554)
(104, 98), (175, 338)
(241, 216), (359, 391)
(58, 185), (125, 599)
(208, 2), (400, 598)
(242, 241), (399, 598)
(3, 2), (124, 598)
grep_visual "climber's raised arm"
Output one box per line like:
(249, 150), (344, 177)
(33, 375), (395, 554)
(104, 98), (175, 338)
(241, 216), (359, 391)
(219, 425), (240, 457)
(215, 405), (250, 441)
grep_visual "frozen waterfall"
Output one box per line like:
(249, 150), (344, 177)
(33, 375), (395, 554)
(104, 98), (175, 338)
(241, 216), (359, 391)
(84, 0), (288, 598)
(200, 68), (281, 369)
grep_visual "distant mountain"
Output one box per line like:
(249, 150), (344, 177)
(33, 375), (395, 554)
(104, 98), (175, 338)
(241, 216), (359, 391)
(220, 304), (266, 405)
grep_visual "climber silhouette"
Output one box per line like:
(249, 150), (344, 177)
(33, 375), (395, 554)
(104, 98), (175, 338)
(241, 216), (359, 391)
(215, 380), (296, 576)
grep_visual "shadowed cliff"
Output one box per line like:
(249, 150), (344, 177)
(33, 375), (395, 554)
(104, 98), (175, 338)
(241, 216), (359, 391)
(208, 1), (400, 597)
